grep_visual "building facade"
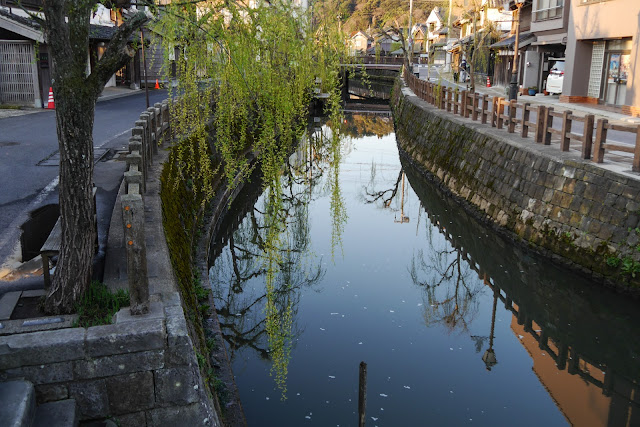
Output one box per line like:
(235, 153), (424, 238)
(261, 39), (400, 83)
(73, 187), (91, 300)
(563, 0), (639, 115)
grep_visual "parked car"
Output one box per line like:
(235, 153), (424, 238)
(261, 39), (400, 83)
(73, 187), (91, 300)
(545, 60), (565, 95)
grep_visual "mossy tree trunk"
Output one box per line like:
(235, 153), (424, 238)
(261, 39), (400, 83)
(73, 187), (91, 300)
(40, 2), (149, 314)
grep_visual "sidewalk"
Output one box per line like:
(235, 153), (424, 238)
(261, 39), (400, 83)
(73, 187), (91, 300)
(0, 86), (142, 119)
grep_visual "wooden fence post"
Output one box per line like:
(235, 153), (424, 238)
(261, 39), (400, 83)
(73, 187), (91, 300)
(508, 100), (517, 133)
(592, 118), (607, 163)
(440, 86), (446, 109)
(497, 98), (505, 129)
(481, 94), (489, 124)
(472, 93), (479, 121)
(582, 114), (594, 159)
(447, 88), (452, 112)
(461, 90), (467, 117)
(122, 192), (150, 315)
(560, 110), (572, 151)
(521, 103), (531, 138)
(463, 92), (473, 119)
(491, 97), (497, 127)
(543, 107), (554, 145)
(535, 105), (546, 143)
(453, 89), (459, 115)
(358, 361), (367, 427)
(633, 125), (640, 172)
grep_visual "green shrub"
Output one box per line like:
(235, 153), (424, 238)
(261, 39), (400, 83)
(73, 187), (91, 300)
(74, 281), (129, 327)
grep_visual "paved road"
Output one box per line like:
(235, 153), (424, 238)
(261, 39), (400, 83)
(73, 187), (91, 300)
(0, 89), (168, 280)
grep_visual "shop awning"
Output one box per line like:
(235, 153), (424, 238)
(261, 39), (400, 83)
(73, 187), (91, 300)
(490, 31), (535, 49)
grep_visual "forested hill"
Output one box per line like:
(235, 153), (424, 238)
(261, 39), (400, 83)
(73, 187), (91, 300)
(312, 0), (449, 35)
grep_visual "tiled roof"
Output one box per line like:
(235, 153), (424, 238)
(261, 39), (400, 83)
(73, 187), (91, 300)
(0, 10), (129, 41)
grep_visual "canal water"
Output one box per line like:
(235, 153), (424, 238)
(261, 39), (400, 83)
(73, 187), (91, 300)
(208, 111), (640, 426)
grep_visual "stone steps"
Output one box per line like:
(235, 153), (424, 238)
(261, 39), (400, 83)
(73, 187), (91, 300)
(0, 380), (78, 427)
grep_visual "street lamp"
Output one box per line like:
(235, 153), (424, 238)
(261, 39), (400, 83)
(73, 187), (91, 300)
(508, 0), (524, 101)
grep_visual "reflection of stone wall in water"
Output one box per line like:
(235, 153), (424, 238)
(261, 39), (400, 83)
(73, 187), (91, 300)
(400, 129), (640, 426)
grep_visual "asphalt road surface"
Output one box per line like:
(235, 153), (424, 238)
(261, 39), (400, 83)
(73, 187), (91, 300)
(0, 89), (168, 281)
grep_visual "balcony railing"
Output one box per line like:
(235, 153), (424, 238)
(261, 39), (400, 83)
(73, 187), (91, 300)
(534, 3), (564, 21)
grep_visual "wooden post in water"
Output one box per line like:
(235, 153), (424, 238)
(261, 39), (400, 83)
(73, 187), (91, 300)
(358, 361), (367, 427)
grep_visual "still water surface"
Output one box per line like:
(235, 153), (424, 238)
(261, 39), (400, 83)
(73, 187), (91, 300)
(209, 113), (640, 426)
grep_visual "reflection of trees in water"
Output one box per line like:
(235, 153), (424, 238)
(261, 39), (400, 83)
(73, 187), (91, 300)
(210, 124), (348, 400)
(409, 222), (485, 334)
(340, 113), (394, 139)
(363, 167), (403, 208)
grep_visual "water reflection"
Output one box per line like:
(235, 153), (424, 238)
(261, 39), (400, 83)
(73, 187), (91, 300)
(401, 155), (640, 425)
(209, 111), (640, 425)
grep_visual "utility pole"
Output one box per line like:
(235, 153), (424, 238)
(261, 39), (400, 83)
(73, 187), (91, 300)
(408, 0), (414, 66)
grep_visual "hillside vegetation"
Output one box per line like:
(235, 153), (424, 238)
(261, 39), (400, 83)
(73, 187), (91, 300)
(313, 0), (449, 35)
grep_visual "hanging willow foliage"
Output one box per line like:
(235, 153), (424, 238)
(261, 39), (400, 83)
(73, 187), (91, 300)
(152, 0), (348, 402)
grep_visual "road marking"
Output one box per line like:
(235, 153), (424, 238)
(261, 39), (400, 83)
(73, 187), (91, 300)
(95, 128), (131, 149)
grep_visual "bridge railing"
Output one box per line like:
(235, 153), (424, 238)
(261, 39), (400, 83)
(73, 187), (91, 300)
(353, 55), (405, 65)
(403, 69), (640, 172)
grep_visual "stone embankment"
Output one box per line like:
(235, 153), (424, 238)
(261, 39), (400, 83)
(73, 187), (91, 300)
(0, 102), (220, 426)
(392, 78), (640, 292)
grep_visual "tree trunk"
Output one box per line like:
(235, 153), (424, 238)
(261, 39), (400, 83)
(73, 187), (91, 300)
(45, 85), (98, 314)
(40, 2), (148, 314)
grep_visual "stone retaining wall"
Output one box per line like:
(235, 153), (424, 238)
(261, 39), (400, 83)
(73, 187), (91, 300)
(392, 79), (640, 292)
(0, 293), (217, 426)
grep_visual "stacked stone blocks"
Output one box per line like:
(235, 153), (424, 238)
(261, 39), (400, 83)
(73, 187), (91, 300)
(0, 293), (216, 426)
(393, 83), (640, 290)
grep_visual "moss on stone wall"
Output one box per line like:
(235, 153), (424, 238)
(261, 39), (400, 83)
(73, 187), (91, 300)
(391, 78), (640, 293)
(159, 132), (227, 417)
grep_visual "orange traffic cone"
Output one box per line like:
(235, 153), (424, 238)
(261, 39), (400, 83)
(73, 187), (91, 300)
(47, 87), (55, 109)
(486, 76), (491, 88)
(155, 79), (160, 89)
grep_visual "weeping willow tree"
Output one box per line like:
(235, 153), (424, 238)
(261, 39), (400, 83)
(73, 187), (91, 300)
(154, 0), (348, 408)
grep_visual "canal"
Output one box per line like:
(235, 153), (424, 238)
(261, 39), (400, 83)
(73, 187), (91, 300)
(208, 104), (640, 425)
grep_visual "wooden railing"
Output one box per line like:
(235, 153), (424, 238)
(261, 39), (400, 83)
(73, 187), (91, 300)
(403, 69), (640, 172)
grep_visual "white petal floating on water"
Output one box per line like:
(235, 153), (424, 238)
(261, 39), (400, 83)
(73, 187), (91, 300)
(404, 386), (411, 389)
(371, 417), (379, 421)
(417, 303), (423, 306)
(342, 315), (345, 317)
(450, 348), (454, 351)
(390, 310), (395, 313)
(297, 393), (301, 396)
(266, 397), (270, 400)
(518, 335), (524, 339)
(329, 376), (336, 379)
(358, 342), (363, 345)
(305, 416), (311, 420)
(450, 391), (454, 394)
(331, 313), (339, 315)
(380, 394), (388, 397)
(320, 328), (326, 331)
(347, 281), (351, 284)
(402, 300), (405, 303)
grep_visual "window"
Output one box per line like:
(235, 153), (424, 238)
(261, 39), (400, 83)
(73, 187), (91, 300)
(534, 0), (564, 21)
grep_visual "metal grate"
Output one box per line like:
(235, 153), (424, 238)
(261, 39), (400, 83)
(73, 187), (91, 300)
(587, 42), (605, 99)
(0, 41), (36, 105)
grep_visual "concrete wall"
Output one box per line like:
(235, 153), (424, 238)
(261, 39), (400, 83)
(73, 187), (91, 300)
(392, 78), (640, 292)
